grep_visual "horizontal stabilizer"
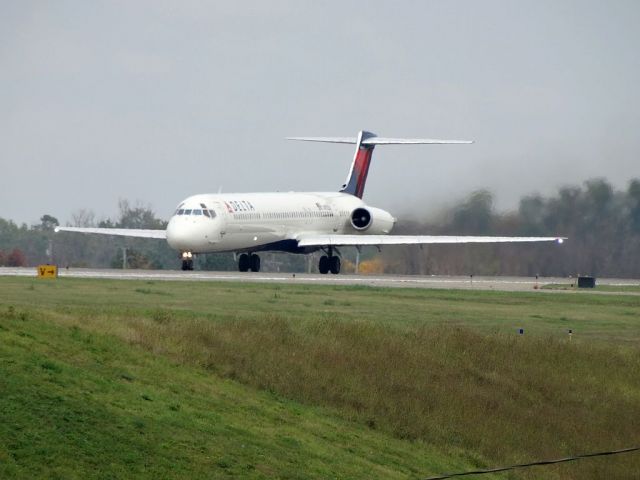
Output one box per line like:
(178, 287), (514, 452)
(286, 136), (357, 144)
(364, 137), (472, 145)
(55, 226), (166, 239)
(297, 235), (566, 247)
(287, 136), (473, 145)
(288, 130), (473, 199)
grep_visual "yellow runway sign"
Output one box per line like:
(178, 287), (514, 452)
(37, 265), (58, 278)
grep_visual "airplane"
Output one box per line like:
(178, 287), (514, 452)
(55, 130), (565, 273)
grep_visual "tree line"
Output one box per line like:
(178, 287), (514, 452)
(383, 178), (640, 278)
(0, 178), (638, 277)
(0, 201), (179, 270)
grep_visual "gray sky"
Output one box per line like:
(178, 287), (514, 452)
(2, 1), (639, 225)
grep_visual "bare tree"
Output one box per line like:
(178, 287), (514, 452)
(70, 209), (96, 227)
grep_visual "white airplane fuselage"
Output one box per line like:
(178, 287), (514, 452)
(166, 191), (395, 254)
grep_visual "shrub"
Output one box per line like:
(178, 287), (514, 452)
(7, 248), (27, 267)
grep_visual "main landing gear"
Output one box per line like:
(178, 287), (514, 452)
(318, 248), (340, 274)
(238, 253), (261, 272)
(181, 252), (194, 271)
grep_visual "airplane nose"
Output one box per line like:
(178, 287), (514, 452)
(166, 216), (220, 252)
(166, 218), (191, 250)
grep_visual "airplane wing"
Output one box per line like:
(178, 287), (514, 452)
(297, 235), (566, 247)
(55, 226), (166, 239)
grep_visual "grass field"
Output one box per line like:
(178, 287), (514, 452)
(1, 277), (639, 479)
(542, 282), (640, 293)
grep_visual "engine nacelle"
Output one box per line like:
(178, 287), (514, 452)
(351, 208), (372, 230)
(350, 207), (395, 234)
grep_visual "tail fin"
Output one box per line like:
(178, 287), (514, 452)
(287, 130), (473, 198)
(342, 130), (376, 198)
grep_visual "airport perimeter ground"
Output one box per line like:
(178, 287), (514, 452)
(1, 271), (639, 479)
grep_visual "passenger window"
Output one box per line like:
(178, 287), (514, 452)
(193, 209), (202, 215)
(184, 209), (192, 215)
(177, 209), (185, 215)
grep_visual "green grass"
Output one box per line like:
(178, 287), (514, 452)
(4, 277), (639, 344)
(542, 283), (640, 293)
(1, 277), (640, 479)
(0, 304), (469, 479)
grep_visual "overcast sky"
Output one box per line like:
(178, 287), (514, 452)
(2, 1), (639, 225)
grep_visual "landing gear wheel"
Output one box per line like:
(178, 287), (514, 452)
(181, 259), (194, 271)
(238, 254), (250, 272)
(318, 255), (329, 274)
(250, 254), (261, 272)
(329, 256), (341, 274)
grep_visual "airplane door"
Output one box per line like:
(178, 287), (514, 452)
(211, 201), (229, 238)
(331, 205), (342, 233)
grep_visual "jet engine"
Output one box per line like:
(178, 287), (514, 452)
(351, 208), (372, 230)
(350, 207), (395, 234)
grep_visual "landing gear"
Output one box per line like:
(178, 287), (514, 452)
(238, 253), (261, 272)
(181, 252), (194, 271)
(329, 256), (340, 274)
(318, 255), (329, 274)
(238, 254), (249, 272)
(318, 251), (341, 275)
(250, 254), (260, 272)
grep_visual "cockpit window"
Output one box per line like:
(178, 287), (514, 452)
(175, 207), (216, 217)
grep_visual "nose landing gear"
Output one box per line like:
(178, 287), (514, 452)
(181, 252), (194, 271)
(238, 253), (261, 272)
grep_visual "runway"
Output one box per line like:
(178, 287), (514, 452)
(1, 267), (639, 292)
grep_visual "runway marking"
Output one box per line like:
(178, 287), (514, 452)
(2, 267), (639, 293)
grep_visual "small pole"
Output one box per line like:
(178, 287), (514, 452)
(47, 238), (53, 264)
(568, 329), (573, 342)
(355, 248), (361, 274)
(122, 247), (127, 269)
(518, 328), (524, 336)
